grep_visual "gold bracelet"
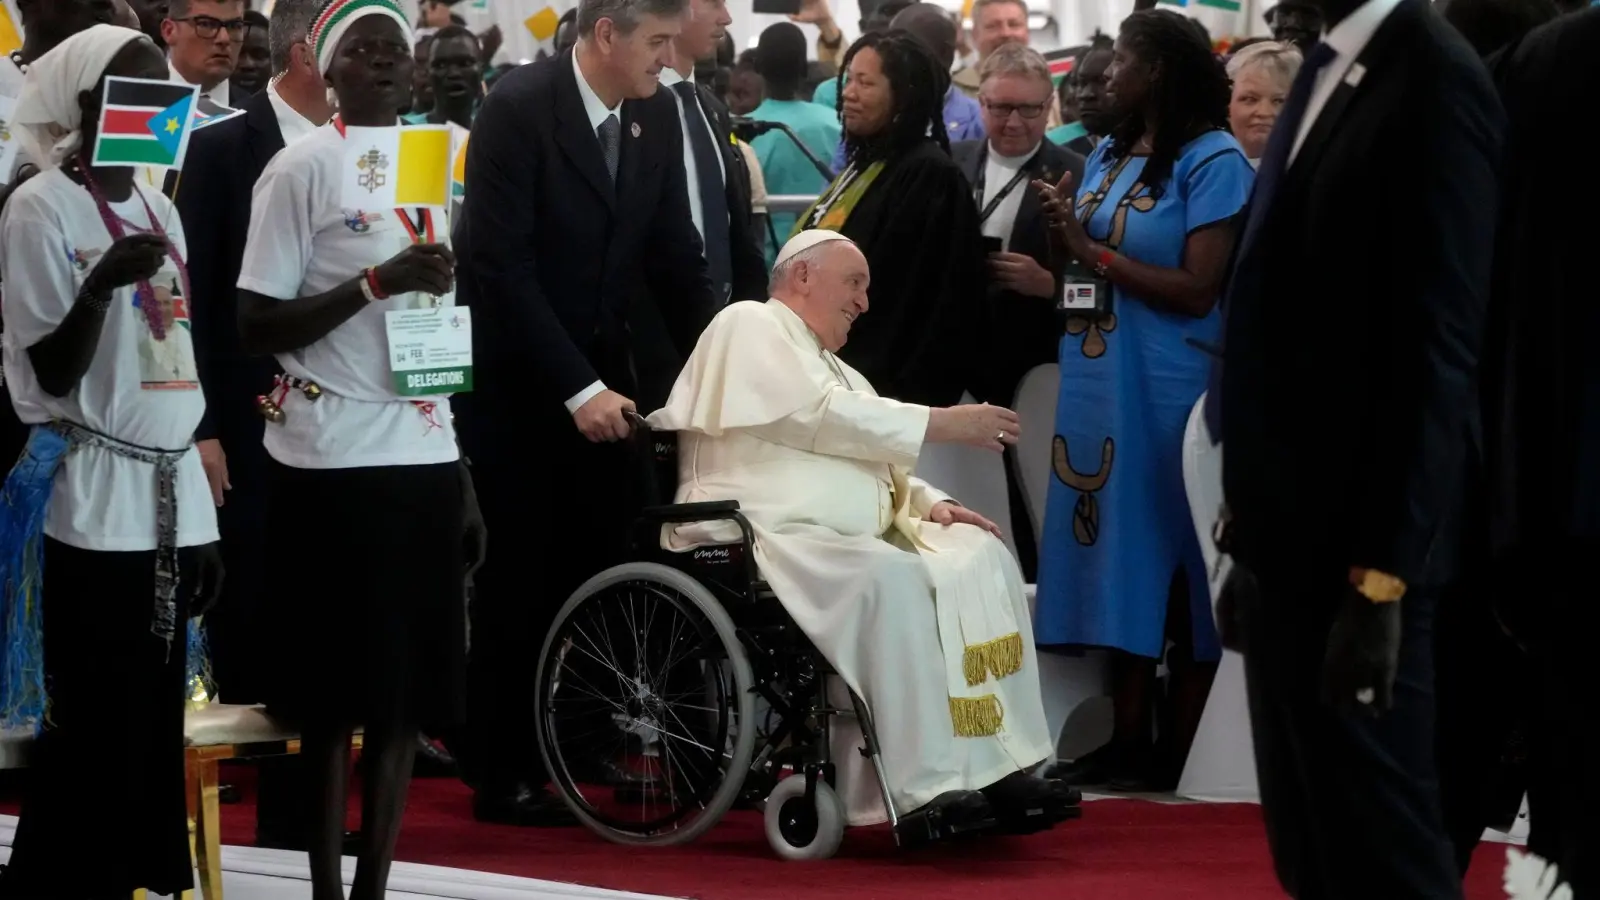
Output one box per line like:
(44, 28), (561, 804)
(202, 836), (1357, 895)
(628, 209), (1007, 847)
(1349, 567), (1406, 603)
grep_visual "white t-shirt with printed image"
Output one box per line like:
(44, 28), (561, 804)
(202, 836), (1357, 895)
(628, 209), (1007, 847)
(0, 167), (218, 551)
(237, 121), (460, 471)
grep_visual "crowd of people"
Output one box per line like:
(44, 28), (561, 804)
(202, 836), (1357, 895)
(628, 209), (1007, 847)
(0, 0), (1593, 897)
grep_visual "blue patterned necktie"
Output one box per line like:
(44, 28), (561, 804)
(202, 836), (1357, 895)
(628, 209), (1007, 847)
(671, 82), (732, 303)
(1235, 40), (1337, 257)
(598, 113), (621, 182)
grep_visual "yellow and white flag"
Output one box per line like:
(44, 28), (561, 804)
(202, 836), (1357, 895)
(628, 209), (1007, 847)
(341, 124), (453, 210)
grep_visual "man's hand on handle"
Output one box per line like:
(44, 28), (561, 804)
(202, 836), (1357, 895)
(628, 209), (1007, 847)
(926, 403), (1021, 452)
(574, 389), (638, 442)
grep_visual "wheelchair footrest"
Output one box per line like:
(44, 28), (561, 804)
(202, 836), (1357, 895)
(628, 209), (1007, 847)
(892, 805), (998, 847)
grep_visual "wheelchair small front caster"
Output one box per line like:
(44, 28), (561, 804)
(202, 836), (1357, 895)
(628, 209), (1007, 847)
(764, 775), (846, 860)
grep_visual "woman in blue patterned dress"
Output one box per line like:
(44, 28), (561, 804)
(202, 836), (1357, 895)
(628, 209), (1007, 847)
(1030, 10), (1254, 790)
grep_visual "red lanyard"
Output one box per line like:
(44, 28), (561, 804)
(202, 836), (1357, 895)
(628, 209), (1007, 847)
(333, 115), (435, 245)
(76, 155), (190, 342)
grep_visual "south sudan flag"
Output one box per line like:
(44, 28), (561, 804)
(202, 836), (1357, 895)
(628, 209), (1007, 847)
(91, 77), (200, 169)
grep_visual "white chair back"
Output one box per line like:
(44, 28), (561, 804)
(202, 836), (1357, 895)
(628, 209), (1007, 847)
(1176, 393), (1261, 803)
(914, 393), (1018, 562)
(1013, 364), (1060, 552)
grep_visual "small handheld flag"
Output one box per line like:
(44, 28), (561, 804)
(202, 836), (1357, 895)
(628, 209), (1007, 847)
(340, 124), (453, 210)
(451, 128), (469, 201)
(91, 77), (202, 171)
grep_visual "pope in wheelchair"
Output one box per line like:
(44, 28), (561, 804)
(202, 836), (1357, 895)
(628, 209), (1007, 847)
(534, 231), (1079, 859)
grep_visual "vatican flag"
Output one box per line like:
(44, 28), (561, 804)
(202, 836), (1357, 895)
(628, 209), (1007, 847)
(486, 0), (578, 66)
(340, 124), (453, 210)
(0, 1), (21, 58)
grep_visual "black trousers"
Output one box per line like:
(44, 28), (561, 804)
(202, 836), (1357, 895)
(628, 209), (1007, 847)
(1, 540), (196, 899)
(1523, 606), (1592, 897)
(1433, 574), (1529, 875)
(1242, 577), (1462, 900)
(461, 399), (656, 793)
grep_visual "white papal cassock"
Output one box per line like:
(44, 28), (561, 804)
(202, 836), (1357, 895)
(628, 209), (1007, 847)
(646, 299), (1052, 826)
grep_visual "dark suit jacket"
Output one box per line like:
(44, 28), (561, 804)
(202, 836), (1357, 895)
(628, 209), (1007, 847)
(951, 138), (1084, 407)
(453, 52), (715, 448)
(171, 88), (285, 451)
(1218, 0), (1505, 588)
(1478, 8), (1600, 635)
(694, 82), (768, 304)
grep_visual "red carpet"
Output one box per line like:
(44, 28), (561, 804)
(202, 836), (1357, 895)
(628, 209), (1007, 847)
(0, 767), (1512, 898)
(197, 770), (1507, 899)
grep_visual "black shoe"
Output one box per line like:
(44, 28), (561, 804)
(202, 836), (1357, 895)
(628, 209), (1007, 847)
(255, 829), (363, 856)
(413, 733), (458, 778)
(982, 771), (1083, 833)
(472, 783), (579, 827)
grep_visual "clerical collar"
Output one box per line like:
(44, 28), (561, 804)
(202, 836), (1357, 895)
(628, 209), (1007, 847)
(988, 142), (1041, 169)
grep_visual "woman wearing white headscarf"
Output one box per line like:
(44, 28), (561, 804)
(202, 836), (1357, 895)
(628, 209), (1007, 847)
(235, 1), (480, 896)
(0, 24), (222, 900)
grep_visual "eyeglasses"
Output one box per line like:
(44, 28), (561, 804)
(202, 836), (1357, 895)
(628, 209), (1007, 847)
(981, 100), (1047, 120)
(171, 15), (251, 40)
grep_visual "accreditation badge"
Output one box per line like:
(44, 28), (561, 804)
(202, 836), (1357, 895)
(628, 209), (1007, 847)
(385, 306), (473, 396)
(1059, 256), (1113, 316)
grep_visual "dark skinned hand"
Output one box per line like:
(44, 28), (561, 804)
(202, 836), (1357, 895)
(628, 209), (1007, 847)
(374, 243), (456, 297)
(459, 461), (487, 580)
(1032, 171), (1092, 261)
(189, 542), (226, 618)
(85, 234), (169, 296)
(1321, 586), (1402, 716)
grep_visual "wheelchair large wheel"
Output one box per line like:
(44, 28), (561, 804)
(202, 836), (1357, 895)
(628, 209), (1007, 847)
(536, 561), (757, 845)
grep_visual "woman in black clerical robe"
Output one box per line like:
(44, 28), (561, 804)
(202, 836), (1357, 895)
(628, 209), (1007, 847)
(793, 29), (986, 408)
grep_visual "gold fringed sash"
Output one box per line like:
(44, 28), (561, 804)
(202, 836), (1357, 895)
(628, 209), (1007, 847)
(949, 695), (1005, 737)
(962, 632), (1023, 687)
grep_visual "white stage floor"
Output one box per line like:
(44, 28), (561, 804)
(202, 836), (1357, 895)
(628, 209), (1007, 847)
(0, 815), (678, 900)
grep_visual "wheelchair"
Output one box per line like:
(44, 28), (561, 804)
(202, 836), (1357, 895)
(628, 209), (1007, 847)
(532, 425), (1015, 859)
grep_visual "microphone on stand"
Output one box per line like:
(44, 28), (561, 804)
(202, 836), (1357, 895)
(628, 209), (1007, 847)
(729, 117), (836, 182)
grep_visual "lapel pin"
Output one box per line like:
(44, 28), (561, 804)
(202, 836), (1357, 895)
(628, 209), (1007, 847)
(1344, 63), (1366, 88)
(631, 122), (642, 138)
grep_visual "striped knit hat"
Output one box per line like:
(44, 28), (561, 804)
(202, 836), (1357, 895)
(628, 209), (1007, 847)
(310, 0), (412, 75)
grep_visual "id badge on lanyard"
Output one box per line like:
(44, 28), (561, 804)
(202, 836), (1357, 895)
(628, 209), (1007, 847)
(382, 207), (475, 396)
(1059, 256), (1112, 315)
(1059, 170), (1116, 317)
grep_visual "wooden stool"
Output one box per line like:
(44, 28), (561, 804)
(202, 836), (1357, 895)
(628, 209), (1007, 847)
(178, 703), (363, 900)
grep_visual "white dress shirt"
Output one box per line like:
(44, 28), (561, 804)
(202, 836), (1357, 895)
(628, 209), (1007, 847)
(566, 50), (622, 415)
(169, 59), (231, 110)
(1288, 0), (1403, 165)
(267, 78), (322, 147)
(657, 66), (726, 247)
(978, 142), (1038, 252)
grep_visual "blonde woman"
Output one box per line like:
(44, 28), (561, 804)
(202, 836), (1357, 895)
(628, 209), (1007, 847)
(1225, 41), (1302, 165)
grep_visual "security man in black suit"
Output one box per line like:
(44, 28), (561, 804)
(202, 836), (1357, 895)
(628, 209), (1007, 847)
(1213, 0), (1504, 895)
(171, 0), (335, 851)
(452, 0), (715, 826)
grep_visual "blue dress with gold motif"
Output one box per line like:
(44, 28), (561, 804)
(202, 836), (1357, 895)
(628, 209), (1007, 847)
(1033, 130), (1253, 661)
